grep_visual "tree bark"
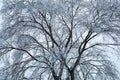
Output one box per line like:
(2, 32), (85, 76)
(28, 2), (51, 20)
(70, 70), (74, 80)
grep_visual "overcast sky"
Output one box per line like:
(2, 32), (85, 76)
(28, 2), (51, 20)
(0, 0), (2, 27)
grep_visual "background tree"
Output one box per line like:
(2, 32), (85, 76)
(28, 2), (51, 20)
(0, 0), (120, 80)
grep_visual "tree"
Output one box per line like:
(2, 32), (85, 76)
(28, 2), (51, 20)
(0, 0), (120, 80)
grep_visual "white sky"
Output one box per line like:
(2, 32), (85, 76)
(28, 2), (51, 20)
(0, 0), (2, 28)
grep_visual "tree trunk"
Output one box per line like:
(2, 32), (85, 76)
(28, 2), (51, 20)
(70, 70), (74, 80)
(53, 75), (59, 80)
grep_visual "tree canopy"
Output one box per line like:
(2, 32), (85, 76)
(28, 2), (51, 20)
(0, 0), (120, 80)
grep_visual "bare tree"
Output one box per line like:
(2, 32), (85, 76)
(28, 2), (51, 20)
(0, 0), (120, 80)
